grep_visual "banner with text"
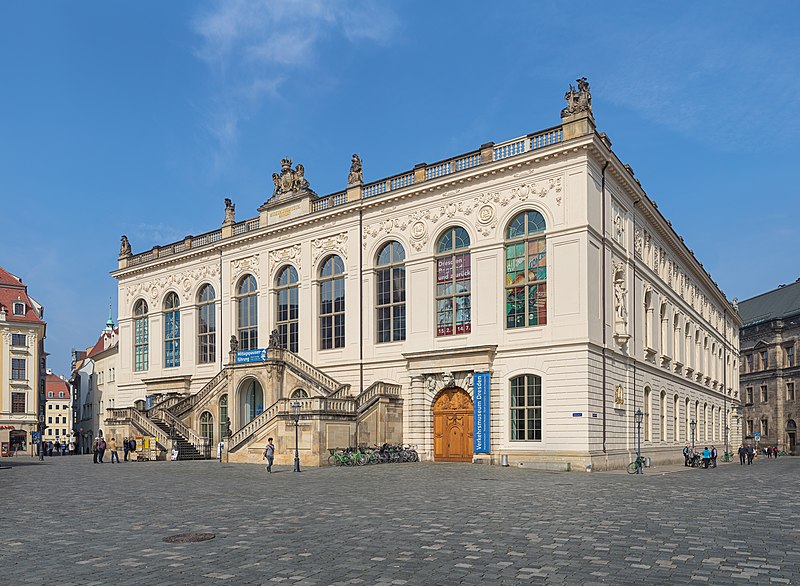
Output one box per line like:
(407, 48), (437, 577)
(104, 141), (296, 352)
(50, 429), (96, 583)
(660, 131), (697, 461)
(473, 371), (491, 453)
(236, 348), (268, 364)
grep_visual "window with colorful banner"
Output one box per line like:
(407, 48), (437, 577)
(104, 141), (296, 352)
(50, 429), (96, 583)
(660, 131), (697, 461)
(164, 292), (181, 368)
(505, 210), (547, 328)
(436, 227), (471, 337)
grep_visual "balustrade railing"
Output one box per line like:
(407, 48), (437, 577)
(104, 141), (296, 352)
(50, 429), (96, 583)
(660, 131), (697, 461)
(170, 369), (229, 417)
(279, 349), (342, 394)
(107, 407), (167, 448)
(312, 191), (347, 212)
(154, 408), (209, 453)
(233, 218), (260, 235)
(356, 381), (402, 410)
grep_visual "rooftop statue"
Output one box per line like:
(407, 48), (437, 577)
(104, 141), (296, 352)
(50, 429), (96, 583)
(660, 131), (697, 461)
(223, 198), (236, 225)
(348, 153), (363, 186)
(119, 235), (132, 258)
(271, 157), (310, 198)
(561, 77), (593, 119)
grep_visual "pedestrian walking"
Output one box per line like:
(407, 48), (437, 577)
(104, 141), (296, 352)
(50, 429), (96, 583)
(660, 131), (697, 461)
(54, 439), (61, 455)
(68, 440), (75, 455)
(129, 437), (137, 461)
(263, 437), (275, 473)
(92, 437), (99, 463)
(702, 446), (711, 469)
(738, 444), (746, 465)
(746, 444), (754, 465)
(683, 444), (691, 467)
(38, 439), (45, 461)
(108, 437), (120, 463)
(97, 436), (107, 463)
(711, 445), (717, 468)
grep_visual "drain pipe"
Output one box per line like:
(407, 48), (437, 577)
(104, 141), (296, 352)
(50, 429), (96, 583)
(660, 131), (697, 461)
(359, 205), (364, 398)
(601, 160), (609, 454)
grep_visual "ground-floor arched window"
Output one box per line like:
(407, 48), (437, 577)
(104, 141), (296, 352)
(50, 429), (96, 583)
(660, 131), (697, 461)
(240, 379), (264, 424)
(200, 411), (214, 444)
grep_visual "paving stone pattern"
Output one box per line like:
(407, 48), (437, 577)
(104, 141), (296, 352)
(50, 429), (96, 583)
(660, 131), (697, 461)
(1, 456), (798, 584)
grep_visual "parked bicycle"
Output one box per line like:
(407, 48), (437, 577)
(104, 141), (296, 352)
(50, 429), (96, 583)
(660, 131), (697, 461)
(627, 455), (646, 474)
(328, 443), (419, 466)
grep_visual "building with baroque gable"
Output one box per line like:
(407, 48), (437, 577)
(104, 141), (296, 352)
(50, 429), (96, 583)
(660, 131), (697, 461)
(738, 279), (800, 454)
(110, 79), (740, 470)
(0, 265), (47, 456)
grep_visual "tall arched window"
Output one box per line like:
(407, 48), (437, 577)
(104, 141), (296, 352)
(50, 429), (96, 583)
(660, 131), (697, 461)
(320, 255), (345, 349)
(218, 394), (228, 439)
(505, 211), (547, 328)
(164, 292), (180, 368)
(133, 299), (149, 372)
(276, 266), (299, 352)
(644, 387), (651, 441)
(237, 275), (258, 351)
(510, 374), (542, 441)
(660, 391), (666, 441)
(660, 303), (668, 356)
(376, 241), (406, 343)
(200, 411), (214, 444)
(198, 284), (216, 364)
(644, 289), (654, 349)
(436, 226), (471, 336)
(673, 394), (679, 442)
(685, 397), (690, 442)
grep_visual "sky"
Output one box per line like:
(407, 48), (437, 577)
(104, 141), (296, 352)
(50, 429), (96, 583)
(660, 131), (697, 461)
(1, 1), (799, 377)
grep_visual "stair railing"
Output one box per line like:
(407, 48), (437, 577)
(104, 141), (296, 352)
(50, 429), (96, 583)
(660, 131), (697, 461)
(153, 407), (210, 456)
(169, 369), (229, 417)
(107, 407), (168, 450)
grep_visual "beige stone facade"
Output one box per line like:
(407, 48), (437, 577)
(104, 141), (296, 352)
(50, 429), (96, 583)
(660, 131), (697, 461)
(111, 80), (740, 469)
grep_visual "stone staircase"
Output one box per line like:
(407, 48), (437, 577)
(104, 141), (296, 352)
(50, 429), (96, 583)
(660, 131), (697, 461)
(150, 416), (208, 460)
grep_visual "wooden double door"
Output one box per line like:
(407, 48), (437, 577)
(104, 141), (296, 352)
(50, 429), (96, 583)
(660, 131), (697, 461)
(433, 388), (474, 462)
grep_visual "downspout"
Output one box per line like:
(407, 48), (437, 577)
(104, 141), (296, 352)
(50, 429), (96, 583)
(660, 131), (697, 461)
(601, 160), (609, 454)
(219, 248), (223, 372)
(359, 205), (364, 398)
(632, 197), (639, 455)
(723, 309), (728, 458)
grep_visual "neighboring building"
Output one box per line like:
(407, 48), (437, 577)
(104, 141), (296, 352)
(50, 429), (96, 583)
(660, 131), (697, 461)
(0, 265), (47, 456)
(43, 372), (71, 445)
(738, 279), (800, 454)
(110, 79), (740, 469)
(70, 312), (118, 453)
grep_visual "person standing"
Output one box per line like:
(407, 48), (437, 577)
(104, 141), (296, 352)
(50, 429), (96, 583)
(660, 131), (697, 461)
(54, 439), (61, 456)
(97, 436), (107, 463)
(108, 437), (120, 463)
(262, 437), (275, 473)
(92, 437), (99, 463)
(122, 437), (129, 462)
(710, 445), (717, 468)
(38, 438), (45, 461)
(683, 444), (691, 467)
(702, 446), (711, 469)
(738, 444), (746, 465)
(746, 444), (754, 465)
(129, 437), (137, 461)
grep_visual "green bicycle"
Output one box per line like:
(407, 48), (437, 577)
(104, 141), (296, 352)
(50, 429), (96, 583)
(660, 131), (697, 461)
(627, 456), (646, 474)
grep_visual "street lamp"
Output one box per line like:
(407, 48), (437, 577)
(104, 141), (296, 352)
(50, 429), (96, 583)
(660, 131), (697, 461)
(291, 401), (301, 473)
(690, 419), (696, 455)
(634, 408), (643, 475)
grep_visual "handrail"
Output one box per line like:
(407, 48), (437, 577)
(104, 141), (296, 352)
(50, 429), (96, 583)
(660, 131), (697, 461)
(356, 381), (402, 410)
(154, 407), (209, 451)
(279, 349), (342, 394)
(169, 369), (229, 417)
(145, 395), (182, 417)
(107, 407), (168, 449)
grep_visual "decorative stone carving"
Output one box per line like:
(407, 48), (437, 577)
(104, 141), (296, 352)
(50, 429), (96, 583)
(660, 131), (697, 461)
(119, 235), (132, 259)
(271, 157), (310, 198)
(231, 254), (260, 280)
(123, 263), (220, 304)
(312, 232), (348, 263)
(229, 335), (239, 353)
(612, 261), (630, 347)
(223, 198), (236, 226)
(611, 201), (625, 245)
(614, 384), (625, 406)
(732, 297), (739, 313)
(634, 229), (643, 258)
(269, 328), (282, 349)
(510, 177), (562, 204)
(269, 244), (302, 276)
(561, 77), (592, 118)
(347, 153), (362, 186)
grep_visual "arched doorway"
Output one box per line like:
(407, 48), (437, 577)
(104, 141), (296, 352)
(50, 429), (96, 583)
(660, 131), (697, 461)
(239, 379), (264, 424)
(433, 387), (473, 462)
(787, 420), (796, 455)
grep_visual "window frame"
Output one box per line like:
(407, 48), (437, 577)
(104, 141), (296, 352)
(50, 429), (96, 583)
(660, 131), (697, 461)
(509, 374), (543, 442)
(319, 255), (345, 350)
(236, 275), (259, 351)
(13, 302), (25, 316)
(11, 392), (26, 413)
(435, 226), (472, 337)
(504, 211), (547, 330)
(11, 358), (26, 380)
(163, 292), (181, 368)
(197, 284), (216, 364)
(275, 266), (300, 352)
(375, 241), (407, 344)
(133, 299), (149, 372)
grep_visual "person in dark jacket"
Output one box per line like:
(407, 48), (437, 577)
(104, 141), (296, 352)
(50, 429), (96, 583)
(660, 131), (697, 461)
(746, 444), (755, 465)
(683, 444), (691, 467)
(738, 444), (746, 465)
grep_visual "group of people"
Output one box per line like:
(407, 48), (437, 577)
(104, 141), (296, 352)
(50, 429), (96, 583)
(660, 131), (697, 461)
(683, 444), (718, 468)
(92, 436), (138, 463)
(37, 438), (76, 459)
(737, 444), (780, 464)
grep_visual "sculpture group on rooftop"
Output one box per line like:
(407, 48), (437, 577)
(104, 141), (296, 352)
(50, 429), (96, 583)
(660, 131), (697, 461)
(119, 235), (132, 258)
(348, 153), (363, 185)
(223, 198), (236, 225)
(561, 77), (592, 118)
(272, 157), (310, 197)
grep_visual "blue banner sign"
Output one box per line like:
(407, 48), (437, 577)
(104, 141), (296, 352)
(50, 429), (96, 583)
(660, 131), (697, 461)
(473, 372), (491, 453)
(236, 348), (268, 364)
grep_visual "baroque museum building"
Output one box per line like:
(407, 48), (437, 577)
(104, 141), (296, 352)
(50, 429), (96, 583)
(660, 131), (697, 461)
(110, 79), (741, 470)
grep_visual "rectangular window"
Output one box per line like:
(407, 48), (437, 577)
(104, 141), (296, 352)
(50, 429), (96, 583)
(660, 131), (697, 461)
(761, 418), (769, 437)
(746, 419), (754, 436)
(11, 333), (26, 346)
(788, 382), (795, 401)
(746, 354), (754, 372)
(135, 317), (149, 371)
(746, 387), (753, 404)
(11, 358), (26, 380)
(11, 392), (26, 413)
(510, 375), (542, 441)
(760, 350), (768, 370)
(786, 345), (795, 368)
(760, 385), (768, 402)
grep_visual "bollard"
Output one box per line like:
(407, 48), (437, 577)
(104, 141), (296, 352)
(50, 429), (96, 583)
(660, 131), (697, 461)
(500, 454), (509, 467)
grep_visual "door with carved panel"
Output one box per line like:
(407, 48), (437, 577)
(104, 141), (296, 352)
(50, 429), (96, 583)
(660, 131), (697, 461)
(433, 388), (473, 462)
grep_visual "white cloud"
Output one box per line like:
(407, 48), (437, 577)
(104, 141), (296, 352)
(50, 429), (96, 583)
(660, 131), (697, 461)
(191, 0), (398, 164)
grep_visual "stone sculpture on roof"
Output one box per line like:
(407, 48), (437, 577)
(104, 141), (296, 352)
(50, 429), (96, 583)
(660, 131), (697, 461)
(561, 77), (592, 119)
(271, 157), (310, 197)
(348, 153), (363, 186)
(119, 235), (132, 258)
(223, 198), (236, 225)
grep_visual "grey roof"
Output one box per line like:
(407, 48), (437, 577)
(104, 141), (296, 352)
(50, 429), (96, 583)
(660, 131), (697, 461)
(738, 279), (800, 326)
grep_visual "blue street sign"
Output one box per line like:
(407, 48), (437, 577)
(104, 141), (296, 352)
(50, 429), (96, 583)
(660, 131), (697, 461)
(32, 432), (40, 440)
(473, 372), (491, 453)
(236, 348), (268, 364)
(754, 432), (761, 442)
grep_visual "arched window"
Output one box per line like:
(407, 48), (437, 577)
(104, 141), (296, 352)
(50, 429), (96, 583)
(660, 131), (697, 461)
(198, 284), (216, 364)
(703, 403), (708, 441)
(200, 411), (214, 444)
(237, 275), (258, 351)
(240, 379), (263, 423)
(644, 289), (654, 349)
(510, 374), (542, 441)
(660, 303), (668, 356)
(673, 394), (679, 442)
(276, 266), (299, 352)
(291, 389), (309, 399)
(164, 292), (181, 368)
(436, 226), (471, 336)
(644, 387), (651, 441)
(505, 211), (547, 328)
(134, 299), (149, 372)
(218, 394), (228, 439)
(319, 255), (345, 349)
(376, 241), (406, 343)
(660, 391), (666, 441)
(685, 397), (690, 442)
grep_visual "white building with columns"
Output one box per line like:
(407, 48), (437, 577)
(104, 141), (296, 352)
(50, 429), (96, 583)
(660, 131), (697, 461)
(110, 79), (740, 469)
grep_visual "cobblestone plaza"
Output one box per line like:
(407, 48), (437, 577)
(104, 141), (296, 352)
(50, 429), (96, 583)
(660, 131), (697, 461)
(2, 457), (798, 585)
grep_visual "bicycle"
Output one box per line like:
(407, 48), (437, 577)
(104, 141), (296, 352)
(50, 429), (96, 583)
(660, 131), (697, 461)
(627, 455), (646, 474)
(721, 451), (733, 463)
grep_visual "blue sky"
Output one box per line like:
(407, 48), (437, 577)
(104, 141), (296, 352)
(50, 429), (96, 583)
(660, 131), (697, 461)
(1, 1), (798, 377)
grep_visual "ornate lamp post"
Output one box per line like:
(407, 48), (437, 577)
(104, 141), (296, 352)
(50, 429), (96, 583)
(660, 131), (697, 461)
(634, 408), (644, 475)
(690, 419), (696, 456)
(292, 401), (301, 473)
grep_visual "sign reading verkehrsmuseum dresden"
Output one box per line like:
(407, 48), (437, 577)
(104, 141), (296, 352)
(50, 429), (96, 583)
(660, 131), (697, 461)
(473, 372), (490, 453)
(236, 348), (268, 364)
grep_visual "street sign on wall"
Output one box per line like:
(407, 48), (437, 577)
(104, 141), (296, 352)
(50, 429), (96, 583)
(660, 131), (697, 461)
(473, 372), (491, 453)
(236, 348), (268, 364)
